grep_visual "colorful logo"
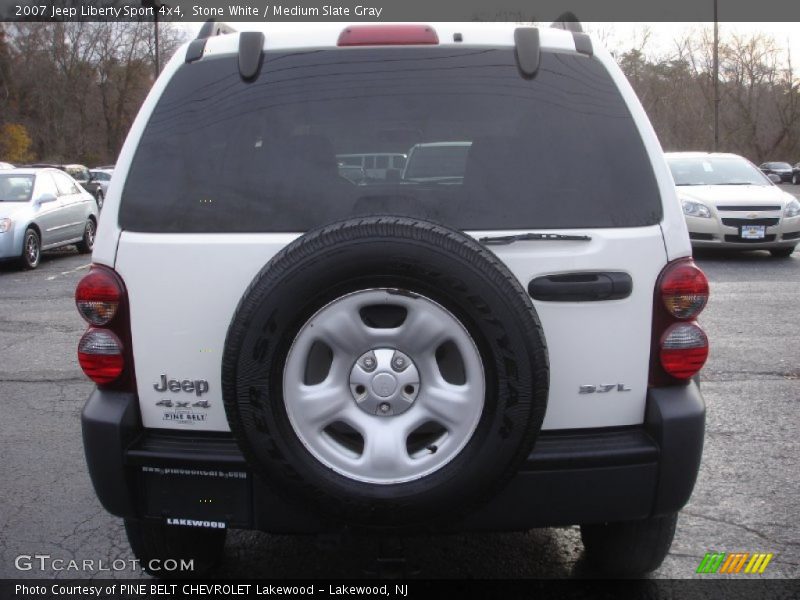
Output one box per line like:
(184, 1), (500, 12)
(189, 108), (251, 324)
(696, 552), (774, 574)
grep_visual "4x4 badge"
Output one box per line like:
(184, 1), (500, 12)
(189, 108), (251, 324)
(155, 398), (211, 409)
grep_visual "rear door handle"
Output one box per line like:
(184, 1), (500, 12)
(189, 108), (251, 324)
(528, 272), (632, 302)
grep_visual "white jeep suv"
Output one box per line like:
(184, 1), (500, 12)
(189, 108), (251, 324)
(76, 21), (709, 577)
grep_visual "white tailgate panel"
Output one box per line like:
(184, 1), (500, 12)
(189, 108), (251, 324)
(116, 227), (666, 432)
(487, 226), (666, 429)
(116, 232), (300, 431)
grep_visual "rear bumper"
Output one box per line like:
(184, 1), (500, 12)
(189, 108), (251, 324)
(82, 383), (705, 531)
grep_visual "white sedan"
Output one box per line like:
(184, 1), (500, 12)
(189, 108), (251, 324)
(666, 152), (800, 257)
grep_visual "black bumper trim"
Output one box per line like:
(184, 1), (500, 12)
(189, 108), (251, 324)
(126, 431), (246, 467)
(82, 383), (705, 530)
(81, 390), (141, 517)
(125, 427), (658, 472)
(524, 428), (657, 470)
(645, 383), (705, 516)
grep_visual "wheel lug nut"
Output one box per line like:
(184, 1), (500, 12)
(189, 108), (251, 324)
(379, 402), (391, 414)
(362, 357), (376, 370)
(393, 357), (405, 370)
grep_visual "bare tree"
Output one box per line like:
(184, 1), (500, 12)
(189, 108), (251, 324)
(1, 23), (797, 166)
(1, 22), (185, 164)
(614, 26), (799, 163)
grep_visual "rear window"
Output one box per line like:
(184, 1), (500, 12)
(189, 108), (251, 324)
(65, 167), (88, 181)
(121, 47), (661, 233)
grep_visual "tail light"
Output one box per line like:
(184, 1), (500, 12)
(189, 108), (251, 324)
(76, 268), (122, 325)
(75, 264), (135, 390)
(660, 323), (709, 379)
(660, 260), (709, 319)
(650, 258), (710, 385)
(338, 25), (439, 46)
(78, 329), (124, 384)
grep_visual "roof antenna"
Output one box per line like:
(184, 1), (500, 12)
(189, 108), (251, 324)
(186, 20), (238, 63)
(550, 11), (583, 33)
(197, 19), (237, 39)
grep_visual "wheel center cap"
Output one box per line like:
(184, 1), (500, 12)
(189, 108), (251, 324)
(371, 373), (398, 398)
(350, 348), (420, 416)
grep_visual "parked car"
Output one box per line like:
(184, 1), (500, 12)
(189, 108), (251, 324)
(78, 21), (710, 578)
(336, 164), (366, 184)
(0, 162), (14, 170)
(0, 168), (98, 268)
(89, 169), (113, 209)
(401, 141), (472, 182)
(759, 161), (793, 183)
(63, 164), (103, 203)
(792, 162), (800, 185)
(27, 163), (103, 208)
(667, 152), (800, 257)
(336, 153), (407, 181)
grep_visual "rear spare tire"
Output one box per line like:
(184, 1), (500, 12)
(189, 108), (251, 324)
(222, 217), (548, 526)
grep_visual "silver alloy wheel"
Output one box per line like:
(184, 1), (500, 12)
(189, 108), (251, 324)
(86, 220), (96, 248)
(283, 288), (485, 485)
(26, 232), (39, 265)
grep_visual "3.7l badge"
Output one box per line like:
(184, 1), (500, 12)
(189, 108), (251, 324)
(579, 383), (631, 394)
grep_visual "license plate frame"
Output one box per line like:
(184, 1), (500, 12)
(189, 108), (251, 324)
(740, 225), (766, 240)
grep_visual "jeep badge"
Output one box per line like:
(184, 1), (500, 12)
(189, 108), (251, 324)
(153, 374), (209, 396)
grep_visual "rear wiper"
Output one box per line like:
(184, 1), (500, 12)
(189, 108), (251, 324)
(717, 182), (757, 186)
(479, 232), (592, 245)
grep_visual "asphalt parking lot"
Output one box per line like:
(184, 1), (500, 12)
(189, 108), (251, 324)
(1, 193), (798, 580)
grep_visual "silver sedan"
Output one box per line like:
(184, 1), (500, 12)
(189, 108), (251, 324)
(0, 168), (98, 269)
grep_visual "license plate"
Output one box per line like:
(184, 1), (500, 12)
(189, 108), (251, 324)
(741, 225), (765, 239)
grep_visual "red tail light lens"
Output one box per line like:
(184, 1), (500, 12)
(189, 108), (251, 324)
(650, 257), (710, 385)
(338, 25), (439, 46)
(76, 266), (123, 325)
(78, 329), (124, 384)
(75, 264), (135, 391)
(660, 259), (709, 319)
(660, 323), (709, 379)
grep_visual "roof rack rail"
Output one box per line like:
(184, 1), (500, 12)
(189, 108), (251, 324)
(238, 31), (265, 81)
(514, 27), (540, 78)
(197, 20), (237, 40)
(550, 11), (583, 33)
